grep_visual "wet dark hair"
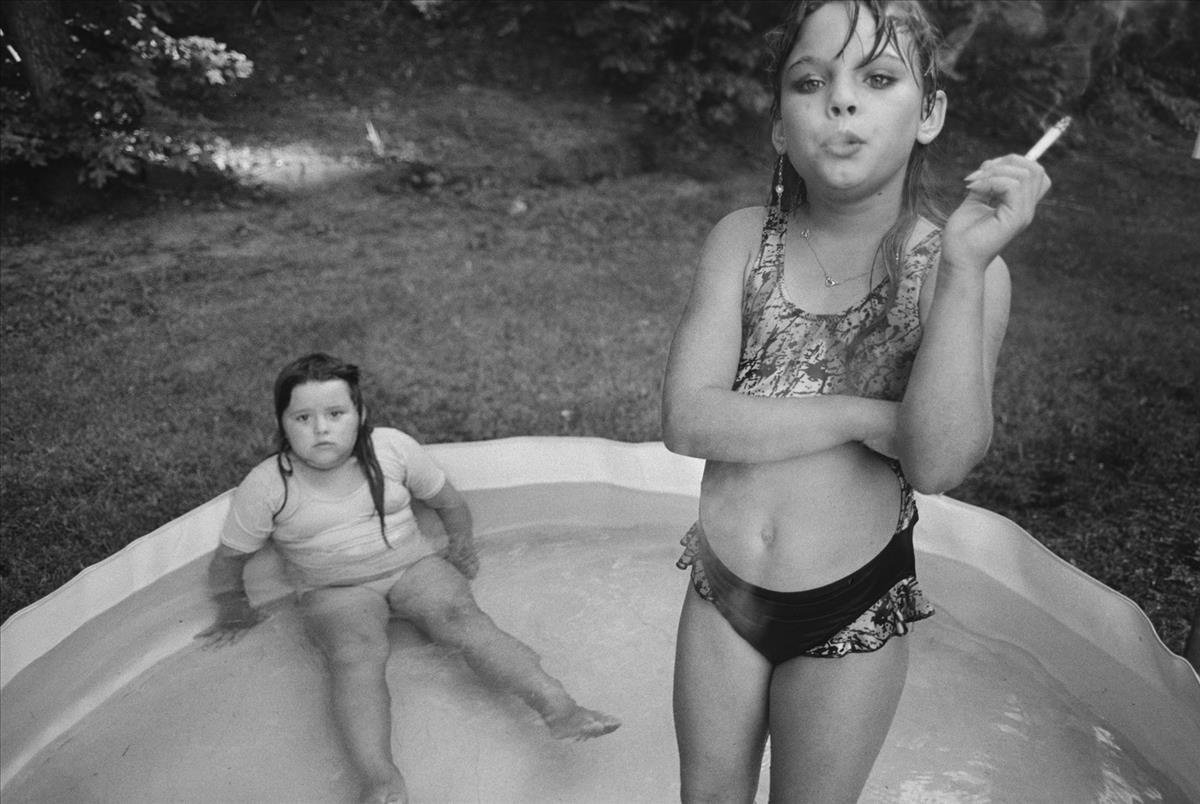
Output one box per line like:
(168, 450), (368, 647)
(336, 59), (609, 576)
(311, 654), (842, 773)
(765, 0), (946, 372)
(272, 352), (390, 546)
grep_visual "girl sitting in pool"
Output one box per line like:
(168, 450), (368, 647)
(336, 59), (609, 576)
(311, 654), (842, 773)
(198, 353), (619, 804)
(662, 0), (1050, 800)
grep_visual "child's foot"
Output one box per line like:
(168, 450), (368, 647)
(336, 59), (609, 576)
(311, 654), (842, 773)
(544, 705), (621, 742)
(359, 770), (408, 804)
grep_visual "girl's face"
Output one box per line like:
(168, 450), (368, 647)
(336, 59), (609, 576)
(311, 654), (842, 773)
(772, 1), (945, 205)
(281, 379), (361, 472)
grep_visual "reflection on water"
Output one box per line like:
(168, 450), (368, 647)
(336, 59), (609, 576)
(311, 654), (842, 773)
(4, 523), (1188, 803)
(867, 593), (1177, 803)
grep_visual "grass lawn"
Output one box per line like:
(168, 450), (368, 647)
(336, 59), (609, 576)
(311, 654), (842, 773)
(1, 16), (1197, 657)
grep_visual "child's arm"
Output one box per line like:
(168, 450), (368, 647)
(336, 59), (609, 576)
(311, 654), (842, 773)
(898, 154), (1048, 493)
(196, 467), (276, 646)
(662, 207), (897, 463)
(425, 480), (479, 579)
(196, 544), (265, 647)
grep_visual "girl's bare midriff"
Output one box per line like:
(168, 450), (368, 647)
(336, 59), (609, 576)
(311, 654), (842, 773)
(698, 443), (900, 591)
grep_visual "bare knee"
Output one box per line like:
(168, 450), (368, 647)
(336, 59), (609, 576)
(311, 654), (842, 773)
(317, 627), (392, 667)
(412, 595), (488, 645)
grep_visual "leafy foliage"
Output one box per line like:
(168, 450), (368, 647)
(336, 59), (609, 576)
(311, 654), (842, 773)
(419, 0), (783, 133)
(929, 0), (1200, 138)
(567, 0), (777, 130)
(1, 0), (252, 188)
(424, 0), (1197, 143)
(4, 0), (1196, 191)
(6, 0), (1193, 190)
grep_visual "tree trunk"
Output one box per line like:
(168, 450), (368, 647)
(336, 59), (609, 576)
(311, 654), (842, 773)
(1, 0), (72, 113)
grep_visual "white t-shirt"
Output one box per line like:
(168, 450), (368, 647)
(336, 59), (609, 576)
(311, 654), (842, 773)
(221, 427), (446, 587)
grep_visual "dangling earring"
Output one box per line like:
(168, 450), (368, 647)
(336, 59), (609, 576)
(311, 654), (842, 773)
(773, 155), (786, 208)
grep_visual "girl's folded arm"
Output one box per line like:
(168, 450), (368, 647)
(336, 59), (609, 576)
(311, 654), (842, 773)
(661, 208), (893, 464)
(897, 253), (1011, 493)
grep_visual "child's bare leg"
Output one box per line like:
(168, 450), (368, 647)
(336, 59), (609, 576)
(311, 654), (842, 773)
(302, 586), (408, 804)
(767, 637), (909, 802)
(389, 555), (620, 741)
(674, 585), (772, 801)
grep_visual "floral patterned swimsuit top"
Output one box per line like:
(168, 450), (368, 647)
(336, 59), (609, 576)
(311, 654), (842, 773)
(733, 206), (941, 402)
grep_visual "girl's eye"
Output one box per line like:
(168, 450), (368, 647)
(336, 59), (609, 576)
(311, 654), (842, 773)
(329, 410), (344, 419)
(866, 73), (896, 89)
(294, 414), (309, 423)
(794, 77), (824, 93)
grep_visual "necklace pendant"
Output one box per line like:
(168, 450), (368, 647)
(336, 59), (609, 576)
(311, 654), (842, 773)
(824, 276), (838, 288)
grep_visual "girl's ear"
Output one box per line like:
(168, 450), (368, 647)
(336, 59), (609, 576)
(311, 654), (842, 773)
(771, 117), (787, 156)
(917, 90), (947, 145)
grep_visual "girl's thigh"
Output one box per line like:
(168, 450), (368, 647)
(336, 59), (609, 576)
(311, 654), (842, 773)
(767, 636), (910, 803)
(385, 554), (479, 628)
(300, 585), (393, 664)
(673, 585), (772, 802)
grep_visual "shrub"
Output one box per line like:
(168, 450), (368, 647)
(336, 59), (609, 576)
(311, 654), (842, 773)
(568, 1), (777, 131)
(930, 0), (1200, 140)
(431, 0), (1197, 144)
(1, 0), (253, 188)
(420, 0), (782, 135)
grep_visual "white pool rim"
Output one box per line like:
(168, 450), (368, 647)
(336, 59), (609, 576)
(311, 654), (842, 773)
(2, 437), (1198, 796)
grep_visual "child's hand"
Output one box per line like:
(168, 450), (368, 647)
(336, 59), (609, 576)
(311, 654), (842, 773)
(195, 595), (266, 648)
(445, 534), (480, 579)
(944, 155), (1050, 273)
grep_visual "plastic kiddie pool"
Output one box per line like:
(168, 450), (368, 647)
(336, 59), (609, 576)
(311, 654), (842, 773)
(2, 437), (1198, 803)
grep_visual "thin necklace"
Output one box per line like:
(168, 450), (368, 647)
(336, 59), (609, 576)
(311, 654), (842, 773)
(797, 227), (875, 288)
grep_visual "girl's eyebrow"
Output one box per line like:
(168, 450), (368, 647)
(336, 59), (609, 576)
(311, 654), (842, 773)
(786, 50), (907, 73)
(785, 54), (824, 72)
(862, 52), (907, 70)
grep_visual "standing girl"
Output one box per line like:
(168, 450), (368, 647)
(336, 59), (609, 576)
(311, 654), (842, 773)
(661, 1), (1050, 800)
(198, 353), (618, 804)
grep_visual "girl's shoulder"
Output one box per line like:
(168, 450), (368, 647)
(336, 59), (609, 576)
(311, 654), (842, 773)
(242, 454), (285, 484)
(701, 205), (771, 270)
(370, 427), (431, 462)
(234, 454), (288, 504)
(371, 426), (419, 447)
(711, 205), (770, 244)
(370, 427), (446, 495)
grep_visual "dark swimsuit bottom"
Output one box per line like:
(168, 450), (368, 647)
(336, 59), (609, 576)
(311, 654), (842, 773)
(679, 516), (934, 663)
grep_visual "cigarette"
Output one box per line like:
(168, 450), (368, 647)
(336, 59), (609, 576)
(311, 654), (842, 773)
(1024, 117), (1071, 161)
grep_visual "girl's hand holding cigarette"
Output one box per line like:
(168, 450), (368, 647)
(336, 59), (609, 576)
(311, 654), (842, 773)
(943, 154), (1052, 275)
(940, 118), (1065, 273)
(938, 117), (1063, 274)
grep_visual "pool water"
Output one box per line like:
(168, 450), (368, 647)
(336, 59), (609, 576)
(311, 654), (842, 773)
(3, 521), (1187, 803)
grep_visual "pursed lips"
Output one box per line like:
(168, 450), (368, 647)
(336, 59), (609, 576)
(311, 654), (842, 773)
(825, 131), (866, 155)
